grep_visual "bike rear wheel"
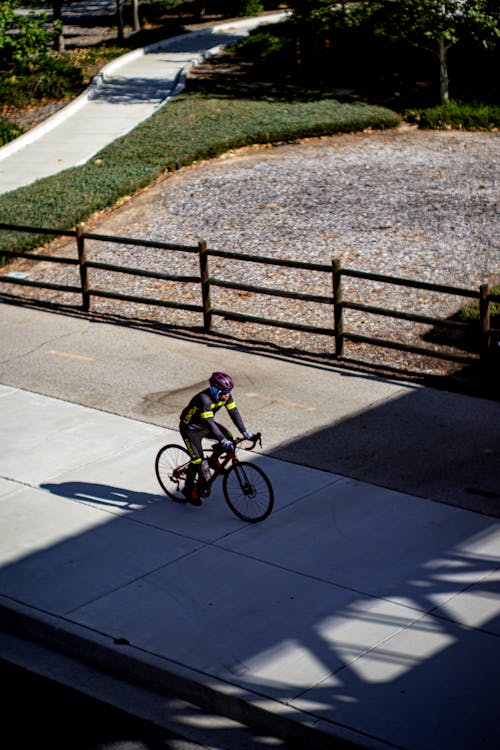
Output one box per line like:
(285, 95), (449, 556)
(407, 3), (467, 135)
(223, 462), (274, 523)
(155, 444), (191, 502)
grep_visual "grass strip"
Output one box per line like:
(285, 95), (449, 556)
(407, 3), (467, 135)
(405, 101), (500, 130)
(0, 93), (400, 254)
(458, 285), (500, 327)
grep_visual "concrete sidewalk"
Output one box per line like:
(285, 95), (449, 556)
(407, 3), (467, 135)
(0, 13), (286, 195)
(1, 381), (500, 748)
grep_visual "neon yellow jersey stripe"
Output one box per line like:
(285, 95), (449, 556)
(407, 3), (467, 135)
(201, 410), (214, 419)
(226, 401), (236, 410)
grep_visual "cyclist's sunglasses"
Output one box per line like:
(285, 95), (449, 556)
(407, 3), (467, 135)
(219, 388), (232, 394)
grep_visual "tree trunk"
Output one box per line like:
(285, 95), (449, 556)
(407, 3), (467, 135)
(116, 0), (124, 43)
(53, 0), (65, 52)
(132, 0), (140, 32)
(438, 37), (449, 104)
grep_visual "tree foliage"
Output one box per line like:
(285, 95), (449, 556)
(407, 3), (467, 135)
(286, 0), (498, 103)
(349, 0), (499, 103)
(359, 0), (499, 48)
(0, 0), (57, 66)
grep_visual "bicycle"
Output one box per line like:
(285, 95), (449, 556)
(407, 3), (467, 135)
(155, 433), (274, 523)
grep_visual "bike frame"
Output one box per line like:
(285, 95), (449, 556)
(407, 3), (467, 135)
(196, 434), (262, 496)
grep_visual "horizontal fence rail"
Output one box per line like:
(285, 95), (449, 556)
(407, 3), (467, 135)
(0, 222), (498, 376)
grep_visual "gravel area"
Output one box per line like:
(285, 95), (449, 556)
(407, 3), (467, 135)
(2, 126), (499, 383)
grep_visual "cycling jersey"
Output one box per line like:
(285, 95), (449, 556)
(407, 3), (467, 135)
(180, 387), (246, 442)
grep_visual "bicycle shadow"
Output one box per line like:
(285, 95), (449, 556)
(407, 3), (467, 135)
(40, 481), (165, 510)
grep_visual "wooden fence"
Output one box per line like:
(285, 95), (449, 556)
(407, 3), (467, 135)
(0, 221), (498, 374)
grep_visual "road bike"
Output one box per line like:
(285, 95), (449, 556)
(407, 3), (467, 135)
(155, 433), (274, 523)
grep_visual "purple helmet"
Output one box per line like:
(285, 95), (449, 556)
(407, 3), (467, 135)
(209, 371), (234, 392)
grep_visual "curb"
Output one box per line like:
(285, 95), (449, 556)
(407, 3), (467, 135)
(0, 12), (288, 164)
(0, 595), (383, 750)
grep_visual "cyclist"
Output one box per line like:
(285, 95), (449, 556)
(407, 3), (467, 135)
(179, 371), (254, 505)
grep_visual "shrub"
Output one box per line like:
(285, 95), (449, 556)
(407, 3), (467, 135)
(239, 0), (264, 15)
(233, 29), (291, 61)
(0, 118), (24, 145)
(0, 54), (84, 107)
(405, 101), (500, 131)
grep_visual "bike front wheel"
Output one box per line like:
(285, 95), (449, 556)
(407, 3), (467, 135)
(223, 462), (274, 523)
(155, 444), (190, 502)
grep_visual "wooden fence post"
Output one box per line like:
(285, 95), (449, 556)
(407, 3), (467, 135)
(479, 283), (491, 371)
(198, 240), (212, 331)
(332, 258), (344, 357)
(76, 223), (90, 311)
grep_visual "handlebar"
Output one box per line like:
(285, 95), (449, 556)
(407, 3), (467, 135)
(235, 432), (262, 450)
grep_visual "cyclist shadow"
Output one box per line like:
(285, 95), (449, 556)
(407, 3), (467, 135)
(40, 481), (165, 510)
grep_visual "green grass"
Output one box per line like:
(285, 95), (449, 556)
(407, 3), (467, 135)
(404, 101), (500, 131)
(0, 93), (400, 254)
(458, 285), (500, 326)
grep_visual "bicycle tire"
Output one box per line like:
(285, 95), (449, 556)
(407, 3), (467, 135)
(155, 444), (191, 502)
(223, 462), (274, 523)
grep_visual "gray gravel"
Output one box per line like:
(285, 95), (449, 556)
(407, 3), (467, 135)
(2, 126), (499, 375)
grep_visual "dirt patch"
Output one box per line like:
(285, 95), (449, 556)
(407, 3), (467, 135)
(2, 101), (70, 131)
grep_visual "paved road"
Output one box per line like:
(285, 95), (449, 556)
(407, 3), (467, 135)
(1, 658), (206, 750)
(1, 301), (498, 517)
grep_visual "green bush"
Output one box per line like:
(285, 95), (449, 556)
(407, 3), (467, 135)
(239, 0), (264, 15)
(0, 54), (84, 107)
(404, 101), (500, 131)
(0, 93), (400, 254)
(232, 29), (291, 61)
(0, 118), (24, 146)
(29, 56), (84, 100)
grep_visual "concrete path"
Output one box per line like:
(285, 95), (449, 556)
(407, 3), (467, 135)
(0, 13), (286, 195)
(1, 385), (500, 749)
(1, 302), (500, 749)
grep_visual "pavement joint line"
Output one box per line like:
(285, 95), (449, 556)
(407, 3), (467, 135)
(209, 541), (434, 618)
(420, 569), (500, 640)
(64, 544), (209, 619)
(0, 475), (34, 489)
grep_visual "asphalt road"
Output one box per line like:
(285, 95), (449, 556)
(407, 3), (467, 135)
(0, 647), (295, 750)
(1, 659), (198, 750)
(1, 300), (499, 517)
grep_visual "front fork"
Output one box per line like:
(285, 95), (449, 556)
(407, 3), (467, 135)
(230, 460), (254, 496)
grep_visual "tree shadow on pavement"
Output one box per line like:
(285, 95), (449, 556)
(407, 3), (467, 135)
(1, 369), (500, 749)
